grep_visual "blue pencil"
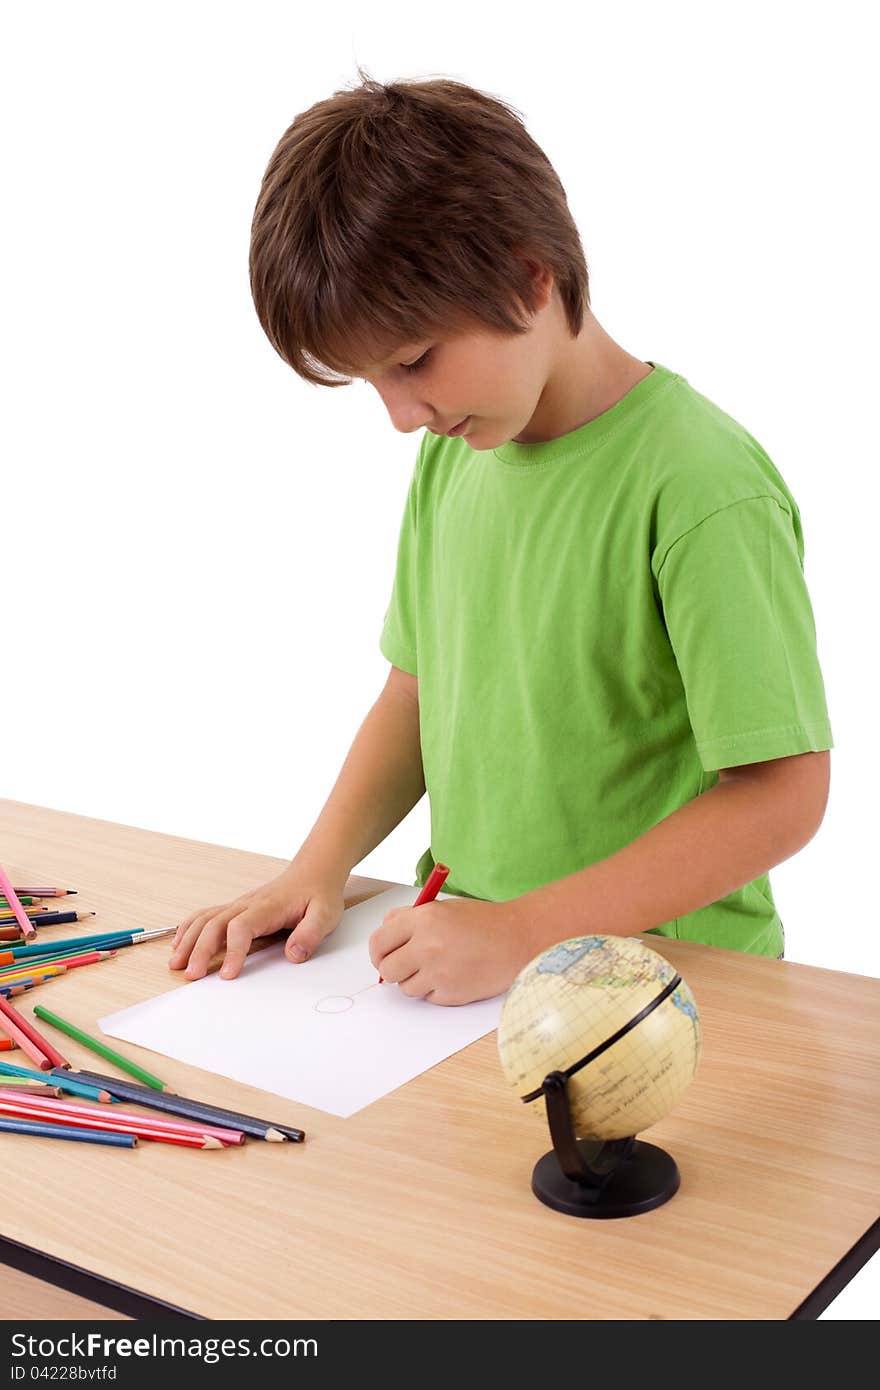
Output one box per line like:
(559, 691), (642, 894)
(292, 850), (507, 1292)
(0, 1061), (118, 1102)
(9, 927), (174, 961)
(0, 1114), (135, 1146)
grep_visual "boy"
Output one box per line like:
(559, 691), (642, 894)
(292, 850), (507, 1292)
(170, 72), (832, 1005)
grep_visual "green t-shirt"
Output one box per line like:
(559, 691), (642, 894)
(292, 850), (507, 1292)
(379, 361), (833, 957)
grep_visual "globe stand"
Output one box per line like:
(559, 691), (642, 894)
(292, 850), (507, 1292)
(531, 1071), (680, 1218)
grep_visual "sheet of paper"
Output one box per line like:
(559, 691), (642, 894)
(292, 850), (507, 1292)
(99, 886), (504, 1118)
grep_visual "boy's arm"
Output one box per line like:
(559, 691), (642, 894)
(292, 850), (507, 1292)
(510, 750), (831, 950)
(289, 664), (425, 887)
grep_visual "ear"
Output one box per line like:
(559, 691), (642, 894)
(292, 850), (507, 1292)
(516, 254), (555, 313)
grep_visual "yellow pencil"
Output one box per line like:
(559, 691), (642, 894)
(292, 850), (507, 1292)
(0, 966), (66, 987)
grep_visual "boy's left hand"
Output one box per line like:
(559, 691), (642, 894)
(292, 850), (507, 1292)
(369, 897), (529, 1006)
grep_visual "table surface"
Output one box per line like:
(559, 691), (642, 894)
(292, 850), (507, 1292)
(1, 798), (878, 1321)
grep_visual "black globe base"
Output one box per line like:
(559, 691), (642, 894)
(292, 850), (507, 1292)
(532, 1138), (680, 1218)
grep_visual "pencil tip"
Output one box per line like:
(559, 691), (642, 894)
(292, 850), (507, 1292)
(264, 1128), (289, 1142)
(203, 1137), (224, 1148)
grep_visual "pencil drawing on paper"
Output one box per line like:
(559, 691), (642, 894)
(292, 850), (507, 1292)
(314, 982), (380, 1014)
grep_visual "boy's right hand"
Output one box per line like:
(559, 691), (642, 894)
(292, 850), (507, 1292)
(168, 863), (347, 981)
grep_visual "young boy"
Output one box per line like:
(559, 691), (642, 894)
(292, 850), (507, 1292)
(170, 72), (833, 1005)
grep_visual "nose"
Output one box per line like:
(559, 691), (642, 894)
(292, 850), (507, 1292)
(372, 382), (432, 434)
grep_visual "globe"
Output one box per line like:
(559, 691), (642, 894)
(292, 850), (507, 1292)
(498, 935), (701, 1142)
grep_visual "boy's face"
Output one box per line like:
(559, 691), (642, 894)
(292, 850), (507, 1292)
(355, 269), (559, 449)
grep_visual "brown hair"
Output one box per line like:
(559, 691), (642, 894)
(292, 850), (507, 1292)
(249, 69), (590, 387)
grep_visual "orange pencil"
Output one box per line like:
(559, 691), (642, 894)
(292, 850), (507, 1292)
(0, 966), (67, 988)
(379, 862), (450, 984)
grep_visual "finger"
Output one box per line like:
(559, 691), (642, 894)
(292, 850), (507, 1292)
(374, 938), (422, 986)
(172, 906), (223, 953)
(397, 969), (434, 1000)
(286, 900), (341, 963)
(169, 911), (220, 968)
(184, 911), (242, 980)
(218, 913), (258, 979)
(368, 910), (414, 968)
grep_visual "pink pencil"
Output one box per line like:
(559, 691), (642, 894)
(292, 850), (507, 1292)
(0, 1009), (50, 1068)
(0, 865), (35, 939)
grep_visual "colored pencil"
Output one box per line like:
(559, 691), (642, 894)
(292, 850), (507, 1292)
(0, 1096), (225, 1149)
(0, 1008), (50, 1066)
(68, 1070), (305, 1142)
(0, 1039), (19, 1051)
(8, 889), (77, 897)
(0, 1114), (135, 1146)
(0, 967), (65, 989)
(0, 910), (95, 929)
(9, 927), (175, 961)
(0, 1061), (113, 1101)
(0, 897), (38, 907)
(0, 1091), (244, 1146)
(0, 1081), (63, 1095)
(33, 1006), (166, 1090)
(0, 947), (116, 972)
(0, 995), (70, 1070)
(379, 861), (450, 983)
(0, 865), (35, 938)
(0, 951), (115, 982)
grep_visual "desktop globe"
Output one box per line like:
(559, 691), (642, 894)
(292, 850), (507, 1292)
(498, 934), (701, 1217)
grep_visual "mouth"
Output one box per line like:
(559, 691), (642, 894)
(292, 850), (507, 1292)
(445, 416), (471, 437)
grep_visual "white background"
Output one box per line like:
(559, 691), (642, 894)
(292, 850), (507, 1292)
(2, 2), (877, 1317)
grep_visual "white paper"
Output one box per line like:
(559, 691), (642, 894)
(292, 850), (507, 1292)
(99, 886), (504, 1117)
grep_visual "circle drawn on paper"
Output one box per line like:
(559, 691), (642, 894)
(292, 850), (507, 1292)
(315, 995), (355, 1014)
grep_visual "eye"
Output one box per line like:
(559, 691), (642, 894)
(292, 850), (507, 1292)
(402, 348), (432, 374)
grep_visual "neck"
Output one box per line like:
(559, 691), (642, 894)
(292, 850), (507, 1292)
(513, 309), (653, 445)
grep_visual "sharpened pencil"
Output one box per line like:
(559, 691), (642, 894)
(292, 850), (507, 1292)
(0, 1096), (225, 1149)
(8, 889), (77, 897)
(68, 1070), (305, 1142)
(1, 1091), (244, 1146)
(0, 1061), (113, 1102)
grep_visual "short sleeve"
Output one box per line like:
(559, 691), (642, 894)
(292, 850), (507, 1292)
(655, 495), (834, 771)
(379, 452), (421, 675)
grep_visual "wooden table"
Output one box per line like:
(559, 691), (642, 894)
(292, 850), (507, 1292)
(0, 799), (877, 1321)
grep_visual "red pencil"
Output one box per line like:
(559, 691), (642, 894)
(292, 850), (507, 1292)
(0, 1096), (226, 1149)
(379, 862), (450, 984)
(0, 995), (70, 1071)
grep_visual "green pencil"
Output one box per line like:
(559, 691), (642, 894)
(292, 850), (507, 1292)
(32, 1005), (167, 1091)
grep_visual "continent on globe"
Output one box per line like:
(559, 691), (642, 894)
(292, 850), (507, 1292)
(498, 935), (701, 1141)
